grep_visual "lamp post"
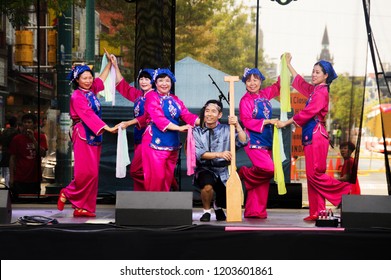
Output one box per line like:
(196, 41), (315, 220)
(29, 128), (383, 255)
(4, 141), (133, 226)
(255, 0), (297, 68)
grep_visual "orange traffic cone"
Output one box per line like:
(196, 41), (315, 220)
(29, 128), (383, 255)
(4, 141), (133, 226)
(290, 157), (298, 181)
(335, 156), (342, 176)
(327, 159), (334, 178)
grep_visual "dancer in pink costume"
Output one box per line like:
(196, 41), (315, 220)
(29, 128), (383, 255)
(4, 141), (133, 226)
(143, 68), (199, 191)
(276, 53), (352, 221)
(57, 62), (118, 217)
(111, 55), (154, 191)
(238, 68), (280, 219)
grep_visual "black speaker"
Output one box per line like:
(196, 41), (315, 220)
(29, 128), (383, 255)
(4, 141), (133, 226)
(341, 195), (391, 229)
(267, 183), (302, 209)
(0, 190), (12, 224)
(115, 191), (193, 226)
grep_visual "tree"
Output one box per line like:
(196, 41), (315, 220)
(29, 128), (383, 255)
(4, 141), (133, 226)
(96, 0), (268, 79)
(175, 0), (224, 63)
(1, 0), (82, 29)
(95, 1), (136, 81)
(329, 74), (364, 138)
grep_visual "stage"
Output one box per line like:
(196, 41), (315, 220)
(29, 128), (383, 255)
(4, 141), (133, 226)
(1, 202), (391, 260)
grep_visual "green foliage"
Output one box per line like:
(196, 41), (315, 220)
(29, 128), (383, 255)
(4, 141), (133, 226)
(96, 0), (136, 81)
(1, 0), (35, 28)
(176, 0), (266, 76)
(329, 74), (365, 133)
(1, 0), (83, 29)
(96, 0), (264, 77)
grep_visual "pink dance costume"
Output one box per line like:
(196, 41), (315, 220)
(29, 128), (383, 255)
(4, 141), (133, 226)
(292, 75), (352, 217)
(143, 91), (198, 191)
(239, 79), (281, 219)
(116, 78), (151, 191)
(63, 78), (107, 213)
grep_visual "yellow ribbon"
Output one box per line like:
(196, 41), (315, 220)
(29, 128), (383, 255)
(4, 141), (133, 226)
(273, 125), (287, 195)
(280, 53), (291, 113)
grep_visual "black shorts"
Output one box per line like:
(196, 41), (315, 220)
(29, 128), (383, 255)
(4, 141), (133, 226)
(195, 169), (226, 208)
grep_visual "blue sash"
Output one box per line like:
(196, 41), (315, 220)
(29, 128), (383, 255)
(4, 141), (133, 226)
(133, 97), (146, 144)
(83, 91), (103, 146)
(302, 118), (317, 146)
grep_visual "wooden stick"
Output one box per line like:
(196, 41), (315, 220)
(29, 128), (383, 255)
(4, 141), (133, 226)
(224, 76), (242, 222)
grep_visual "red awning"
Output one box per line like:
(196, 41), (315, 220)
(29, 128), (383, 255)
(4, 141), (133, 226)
(19, 73), (54, 90)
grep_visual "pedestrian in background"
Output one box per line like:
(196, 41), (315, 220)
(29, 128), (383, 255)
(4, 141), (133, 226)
(9, 113), (48, 199)
(0, 116), (19, 188)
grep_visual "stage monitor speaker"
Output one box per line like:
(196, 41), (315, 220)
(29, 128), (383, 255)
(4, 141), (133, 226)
(341, 195), (391, 229)
(0, 189), (12, 224)
(267, 183), (302, 209)
(115, 191), (193, 226)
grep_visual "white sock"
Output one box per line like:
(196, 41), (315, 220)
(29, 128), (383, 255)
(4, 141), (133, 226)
(203, 209), (212, 214)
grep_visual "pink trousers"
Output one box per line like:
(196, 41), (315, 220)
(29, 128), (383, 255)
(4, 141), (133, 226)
(305, 131), (352, 216)
(130, 143), (145, 191)
(142, 129), (178, 192)
(63, 134), (101, 213)
(240, 146), (274, 218)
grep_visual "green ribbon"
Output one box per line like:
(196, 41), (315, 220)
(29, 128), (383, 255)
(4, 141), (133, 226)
(273, 125), (287, 195)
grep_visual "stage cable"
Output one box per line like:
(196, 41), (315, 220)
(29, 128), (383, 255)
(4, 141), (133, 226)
(17, 215), (59, 226)
(362, 0), (391, 193)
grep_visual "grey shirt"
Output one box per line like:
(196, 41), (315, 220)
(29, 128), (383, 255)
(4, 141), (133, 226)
(193, 123), (248, 186)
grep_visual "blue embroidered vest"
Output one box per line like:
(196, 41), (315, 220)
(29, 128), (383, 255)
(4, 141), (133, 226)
(150, 95), (182, 151)
(83, 91), (103, 146)
(133, 96), (146, 145)
(248, 97), (273, 149)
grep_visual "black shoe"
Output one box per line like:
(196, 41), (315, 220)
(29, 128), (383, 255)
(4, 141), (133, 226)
(200, 212), (211, 222)
(215, 208), (226, 221)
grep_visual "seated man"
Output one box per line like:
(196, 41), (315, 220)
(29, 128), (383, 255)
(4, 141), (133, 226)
(338, 141), (361, 195)
(192, 100), (248, 222)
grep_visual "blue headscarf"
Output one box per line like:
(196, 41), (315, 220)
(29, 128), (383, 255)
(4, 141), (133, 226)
(137, 68), (155, 83)
(153, 68), (176, 83)
(317, 60), (338, 84)
(242, 67), (265, 83)
(66, 64), (93, 83)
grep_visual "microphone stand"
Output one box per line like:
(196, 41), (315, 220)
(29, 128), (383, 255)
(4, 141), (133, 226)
(208, 74), (230, 105)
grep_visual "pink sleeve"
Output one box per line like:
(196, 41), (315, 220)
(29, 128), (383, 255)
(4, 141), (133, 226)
(292, 75), (314, 98)
(145, 92), (171, 131)
(239, 94), (265, 133)
(90, 77), (105, 94)
(71, 91), (107, 135)
(173, 96), (198, 126)
(135, 113), (149, 128)
(116, 78), (142, 102)
(293, 86), (328, 127)
(263, 77), (281, 100)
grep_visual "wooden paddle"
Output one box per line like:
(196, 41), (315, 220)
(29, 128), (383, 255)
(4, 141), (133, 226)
(224, 76), (242, 222)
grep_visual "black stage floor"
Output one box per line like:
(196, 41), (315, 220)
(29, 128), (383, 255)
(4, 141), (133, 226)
(1, 201), (391, 260)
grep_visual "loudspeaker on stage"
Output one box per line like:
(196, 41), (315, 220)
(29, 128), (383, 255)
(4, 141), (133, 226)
(341, 194), (391, 229)
(115, 191), (193, 226)
(0, 189), (12, 224)
(267, 183), (302, 209)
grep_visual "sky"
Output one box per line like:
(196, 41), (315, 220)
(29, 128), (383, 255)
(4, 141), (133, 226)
(241, 0), (391, 76)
